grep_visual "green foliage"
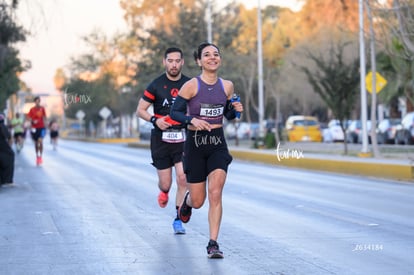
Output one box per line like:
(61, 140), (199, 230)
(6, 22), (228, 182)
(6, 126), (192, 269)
(264, 131), (276, 148)
(0, 1), (27, 109)
(131, 0), (242, 96)
(298, 41), (360, 126)
(0, 2), (26, 45)
(0, 48), (22, 108)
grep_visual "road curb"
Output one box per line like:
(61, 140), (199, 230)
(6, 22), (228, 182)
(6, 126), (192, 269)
(229, 149), (414, 182)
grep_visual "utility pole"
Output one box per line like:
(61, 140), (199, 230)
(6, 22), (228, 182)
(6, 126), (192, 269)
(207, 0), (212, 43)
(359, 0), (370, 156)
(257, 0), (265, 146)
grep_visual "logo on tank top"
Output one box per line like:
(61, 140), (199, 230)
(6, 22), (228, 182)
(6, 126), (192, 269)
(171, 88), (179, 97)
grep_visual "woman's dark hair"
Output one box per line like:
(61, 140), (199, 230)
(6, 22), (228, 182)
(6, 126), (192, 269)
(193, 42), (220, 63)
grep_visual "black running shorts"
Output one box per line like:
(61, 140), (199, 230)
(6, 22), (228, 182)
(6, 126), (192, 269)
(50, 130), (59, 138)
(183, 127), (233, 183)
(31, 128), (46, 141)
(150, 128), (185, 170)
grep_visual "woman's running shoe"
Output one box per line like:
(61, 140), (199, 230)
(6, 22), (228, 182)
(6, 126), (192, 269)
(178, 191), (192, 223)
(206, 240), (224, 259)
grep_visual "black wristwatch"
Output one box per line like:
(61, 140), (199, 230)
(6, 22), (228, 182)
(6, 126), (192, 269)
(150, 116), (158, 126)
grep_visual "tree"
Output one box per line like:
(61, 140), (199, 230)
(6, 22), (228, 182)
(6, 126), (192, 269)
(374, 0), (414, 112)
(63, 73), (120, 136)
(297, 41), (360, 155)
(121, 0), (242, 97)
(0, 0), (27, 110)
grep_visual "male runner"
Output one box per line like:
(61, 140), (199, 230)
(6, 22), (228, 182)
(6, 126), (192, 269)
(136, 47), (190, 234)
(27, 96), (47, 165)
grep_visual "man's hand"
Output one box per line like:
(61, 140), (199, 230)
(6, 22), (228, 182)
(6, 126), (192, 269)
(155, 116), (173, 130)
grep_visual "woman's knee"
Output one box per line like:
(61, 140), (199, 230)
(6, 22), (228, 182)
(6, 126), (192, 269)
(189, 192), (206, 209)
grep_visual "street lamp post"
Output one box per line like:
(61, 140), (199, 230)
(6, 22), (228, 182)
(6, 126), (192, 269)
(257, 0), (265, 145)
(207, 0), (212, 43)
(359, 0), (369, 155)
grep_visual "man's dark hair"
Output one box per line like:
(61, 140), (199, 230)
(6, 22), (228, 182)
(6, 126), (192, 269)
(164, 47), (183, 58)
(34, 96), (40, 102)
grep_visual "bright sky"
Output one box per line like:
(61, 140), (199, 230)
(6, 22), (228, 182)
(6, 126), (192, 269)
(16, 0), (303, 94)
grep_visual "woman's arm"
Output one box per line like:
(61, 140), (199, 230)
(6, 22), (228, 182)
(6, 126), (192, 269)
(170, 79), (197, 124)
(222, 79), (243, 120)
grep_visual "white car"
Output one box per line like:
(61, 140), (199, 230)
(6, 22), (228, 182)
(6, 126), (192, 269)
(323, 120), (345, 142)
(225, 122), (251, 140)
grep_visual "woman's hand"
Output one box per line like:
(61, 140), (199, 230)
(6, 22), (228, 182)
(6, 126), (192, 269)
(190, 118), (212, 131)
(232, 101), (244, 113)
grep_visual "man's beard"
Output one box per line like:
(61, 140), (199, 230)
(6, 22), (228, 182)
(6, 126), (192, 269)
(167, 68), (179, 77)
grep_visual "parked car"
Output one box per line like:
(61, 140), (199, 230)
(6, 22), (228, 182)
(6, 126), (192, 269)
(395, 112), (414, 145)
(376, 118), (401, 144)
(249, 122), (260, 140)
(346, 120), (372, 144)
(285, 115), (322, 142)
(322, 119), (347, 142)
(225, 122), (251, 140)
(139, 120), (153, 140)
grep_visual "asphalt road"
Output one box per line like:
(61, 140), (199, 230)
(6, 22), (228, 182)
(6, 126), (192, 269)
(1, 139), (414, 275)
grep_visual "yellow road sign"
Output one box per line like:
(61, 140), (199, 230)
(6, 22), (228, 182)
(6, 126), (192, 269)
(366, 71), (387, 94)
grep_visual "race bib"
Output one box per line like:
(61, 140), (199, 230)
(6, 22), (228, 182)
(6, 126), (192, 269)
(162, 129), (186, 143)
(200, 104), (224, 117)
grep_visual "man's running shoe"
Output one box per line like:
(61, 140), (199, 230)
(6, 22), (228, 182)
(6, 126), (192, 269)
(36, 156), (42, 166)
(158, 191), (169, 208)
(172, 218), (186, 234)
(206, 240), (224, 259)
(178, 191), (192, 223)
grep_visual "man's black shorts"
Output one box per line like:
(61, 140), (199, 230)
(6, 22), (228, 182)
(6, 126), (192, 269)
(150, 128), (185, 170)
(31, 128), (46, 141)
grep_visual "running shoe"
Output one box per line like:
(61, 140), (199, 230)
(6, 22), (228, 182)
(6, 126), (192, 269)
(178, 191), (192, 223)
(158, 191), (169, 208)
(36, 156), (41, 166)
(206, 240), (224, 259)
(172, 218), (186, 234)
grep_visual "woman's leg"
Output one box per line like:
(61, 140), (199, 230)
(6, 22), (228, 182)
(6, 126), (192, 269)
(207, 169), (226, 241)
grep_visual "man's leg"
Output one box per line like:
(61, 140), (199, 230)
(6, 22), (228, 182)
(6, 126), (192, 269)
(172, 162), (187, 234)
(156, 168), (172, 208)
(174, 161), (187, 208)
(38, 137), (43, 156)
